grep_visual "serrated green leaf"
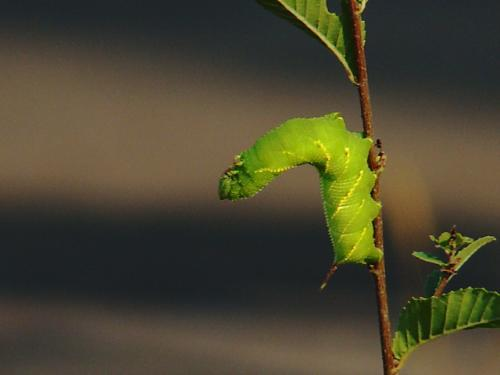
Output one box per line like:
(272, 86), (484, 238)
(452, 236), (496, 272)
(256, 0), (364, 83)
(393, 288), (500, 370)
(412, 251), (447, 266)
(424, 269), (443, 297)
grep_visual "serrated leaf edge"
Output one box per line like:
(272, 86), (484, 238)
(279, 1), (354, 82)
(393, 287), (500, 370)
(257, 0), (361, 83)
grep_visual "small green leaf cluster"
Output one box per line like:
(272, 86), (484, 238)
(391, 229), (498, 371)
(412, 227), (496, 297)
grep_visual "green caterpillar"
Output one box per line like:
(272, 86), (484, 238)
(219, 113), (382, 265)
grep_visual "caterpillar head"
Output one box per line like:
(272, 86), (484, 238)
(219, 155), (274, 201)
(219, 155), (247, 200)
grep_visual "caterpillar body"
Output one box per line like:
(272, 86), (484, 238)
(219, 113), (382, 265)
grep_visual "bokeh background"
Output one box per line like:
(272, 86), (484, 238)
(0, 1), (498, 374)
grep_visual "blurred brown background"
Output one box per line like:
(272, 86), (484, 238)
(0, 1), (498, 374)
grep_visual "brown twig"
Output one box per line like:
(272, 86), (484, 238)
(348, 1), (396, 374)
(433, 271), (454, 297)
(433, 225), (458, 297)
